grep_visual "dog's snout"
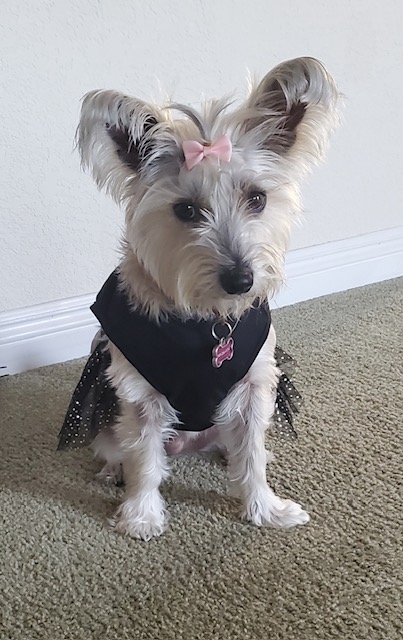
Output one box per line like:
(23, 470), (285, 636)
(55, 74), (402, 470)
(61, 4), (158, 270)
(219, 266), (254, 295)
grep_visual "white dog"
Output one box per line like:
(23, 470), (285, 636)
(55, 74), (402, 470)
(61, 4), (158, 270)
(59, 57), (340, 540)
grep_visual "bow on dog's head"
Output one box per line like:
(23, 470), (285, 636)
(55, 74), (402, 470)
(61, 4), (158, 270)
(182, 136), (233, 171)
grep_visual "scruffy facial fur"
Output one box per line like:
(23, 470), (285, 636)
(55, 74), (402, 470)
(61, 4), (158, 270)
(77, 58), (340, 540)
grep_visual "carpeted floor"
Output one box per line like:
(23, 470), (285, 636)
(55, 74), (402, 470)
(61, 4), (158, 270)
(1, 278), (402, 640)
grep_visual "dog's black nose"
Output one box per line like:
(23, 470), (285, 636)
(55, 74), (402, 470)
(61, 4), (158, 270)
(219, 266), (254, 295)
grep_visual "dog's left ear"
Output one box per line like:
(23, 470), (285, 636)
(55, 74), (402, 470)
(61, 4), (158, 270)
(239, 57), (340, 169)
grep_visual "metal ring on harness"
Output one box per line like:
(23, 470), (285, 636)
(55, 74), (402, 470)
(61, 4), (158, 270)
(211, 321), (233, 342)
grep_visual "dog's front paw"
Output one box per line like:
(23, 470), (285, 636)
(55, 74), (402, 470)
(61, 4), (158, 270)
(97, 462), (124, 486)
(111, 493), (167, 541)
(242, 491), (309, 528)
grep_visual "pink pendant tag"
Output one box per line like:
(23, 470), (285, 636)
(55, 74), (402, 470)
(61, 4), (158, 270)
(212, 337), (234, 368)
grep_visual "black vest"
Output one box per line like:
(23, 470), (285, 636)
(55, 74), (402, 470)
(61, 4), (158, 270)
(91, 271), (271, 431)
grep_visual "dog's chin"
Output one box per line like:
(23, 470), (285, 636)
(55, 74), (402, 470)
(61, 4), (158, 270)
(174, 288), (265, 320)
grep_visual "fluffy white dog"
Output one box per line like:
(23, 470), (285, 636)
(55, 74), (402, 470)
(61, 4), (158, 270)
(59, 57), (340, 540)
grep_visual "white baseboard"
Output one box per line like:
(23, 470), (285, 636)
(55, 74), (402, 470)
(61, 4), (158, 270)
(272, 226), (403, 308)
(0, 294), (99, 376)
(1, 227), (402, 376)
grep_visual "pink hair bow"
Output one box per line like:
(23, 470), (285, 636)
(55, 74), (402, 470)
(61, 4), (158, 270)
(182, 135), (232, 170)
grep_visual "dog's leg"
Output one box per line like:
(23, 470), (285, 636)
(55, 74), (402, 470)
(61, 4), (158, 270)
(111, 399), (170, 540)
(219, 379), (309, 528)
(91, 429), (124, 486)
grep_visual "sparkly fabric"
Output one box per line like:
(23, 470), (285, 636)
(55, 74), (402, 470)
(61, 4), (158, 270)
(273, 347), (302, 439)
(57, 344), (118, 451)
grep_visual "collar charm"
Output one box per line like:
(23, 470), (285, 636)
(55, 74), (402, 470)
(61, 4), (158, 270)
(211, 320), (234, 368)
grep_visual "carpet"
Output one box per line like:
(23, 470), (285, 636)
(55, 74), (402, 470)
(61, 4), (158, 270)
(1, 278), (402, 640)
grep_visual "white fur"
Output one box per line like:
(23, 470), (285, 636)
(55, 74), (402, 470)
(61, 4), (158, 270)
(77, 57), (340, 539)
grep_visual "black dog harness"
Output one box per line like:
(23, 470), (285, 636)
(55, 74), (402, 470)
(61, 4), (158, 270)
(58, 271), (301, 450)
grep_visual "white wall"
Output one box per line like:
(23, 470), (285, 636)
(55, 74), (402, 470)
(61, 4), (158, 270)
(1, 0), (402, 312)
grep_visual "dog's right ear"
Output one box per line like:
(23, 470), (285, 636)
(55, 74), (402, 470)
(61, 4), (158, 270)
(77, 90), (162, 200)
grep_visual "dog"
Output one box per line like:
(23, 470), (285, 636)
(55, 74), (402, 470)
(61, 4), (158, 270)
(59, 57), (340, 540)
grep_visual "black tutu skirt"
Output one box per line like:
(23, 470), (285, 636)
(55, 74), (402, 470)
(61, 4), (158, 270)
(57, 343), (119, 450)
(58, 340), (302, 451)
(272, 347), (302, 439)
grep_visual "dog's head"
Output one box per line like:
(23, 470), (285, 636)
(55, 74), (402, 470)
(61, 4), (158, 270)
(78, 57), (340, 318)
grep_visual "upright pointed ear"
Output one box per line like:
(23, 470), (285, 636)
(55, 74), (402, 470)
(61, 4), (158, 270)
(239, 57), (340, 170)
(76, 90), (163, 200)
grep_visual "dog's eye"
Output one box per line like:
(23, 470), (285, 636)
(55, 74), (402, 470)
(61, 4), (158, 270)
(173, 202), (200, 222)
(246, 191), (267, 214)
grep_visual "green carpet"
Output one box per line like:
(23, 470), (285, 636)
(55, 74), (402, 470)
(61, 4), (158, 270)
(1, 279), (402, 640)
